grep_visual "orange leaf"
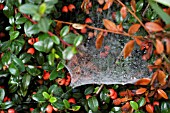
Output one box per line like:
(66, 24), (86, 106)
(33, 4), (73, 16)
(97, 0), (104, 5)
(156, 39), (164, 54)
(145, 22), (164, 32)
(117, 23), (123, 32)
(157, 89), (168, 99)
(103, 19), (117, 31)
(123, 40), (135, 58)
(95, 31), (104, 49)
(165, 38), (170, 54)
(154, 58), (162, 65)
(136, 88), (147, 95)
(145, 104), (154, 113)
(103, 0), (114, 10)
(121, 102), (130, 111)
(150, 71), (158, 85)
(72, 24), (86, 29)
(128, 24), (141, 35)
(157, 70), (166, 86)
(135, 38), (142, 46)
(130, 0), (136, 12)
(135, 78), (151, 85)
(120, 6), (127, 19)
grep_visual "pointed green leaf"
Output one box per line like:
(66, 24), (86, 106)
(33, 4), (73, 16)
(49, 68), (58, 80)
(57, 61), (65, 71)
(38, 18), (50, 33)
(88, 96), (99, 112)
(137, 97), (145, 107)
(63, 99), (70, 109)
(9, 31), (20, 40)
(63, 46), (75, 60)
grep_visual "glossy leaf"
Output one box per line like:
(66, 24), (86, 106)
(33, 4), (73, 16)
(32, 93), (46, 102)
(60, 26), (70, 37)
(49, 68), (58, 80)
(63, 99), (70, 109)
(130, 101), (139, 110)
(145, 104), (154, 113)
(0, 88), (5, 102)
(136, 0), (144, 12)
(49, 97), (57, 103)
(63, 46), (76, 60)
(145, 22), (163, 32)
(51, 35), (60, 45)
(71, 106), (81, 111)
(24, 21), (39, 37)
(9, 62), (19, 76)
(103, 19), (117, 31)
(128, 24), (141, 35)
(137, 97), (145, 107)
(103, 0), (114, 10)
(157, 70), (166, 86)
(84, 86), (94, 95)
(48, 53), (55, 66)
(135, 78), (151, 85)
(42, 92), (50, 99)
(95, 31), (104, 49)
(74, 35), (83, 47)
(9, 31), (20, 40)
(19, 3), (38, 15)
(165, 38), (170, 54)
(38, 18), (50, 33)
(12, 55), (25, 72)
(157, 89), (168, 99)
(123, 40), (135, 58)
(63, 33), (76, 44)
(156, 39), (164, 54)
(88, 96), (99, 112)
(57, 61), (65, 71)
(39, 3), (46, 15)
(22, 74), (31, 90)
(131, 0), (136, 12)
(154, 0), (170, 7)
(136, 88), (147, 95)
(120, 6), (127, 19)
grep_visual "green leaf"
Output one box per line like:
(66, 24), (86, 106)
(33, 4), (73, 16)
(48, 53), (55, 66)
(84, 86), (94, 95)
(71, 106), (81, 111)
(9, 16), (14, 25)
(19, 53), (32, 63)
(88, 96), (99, 112)
(9, 31), (20, 40)
(49, 97), (57, 103)
(39, 3), (46, 15)
(100, 88), (110, 103)
(154, 0), (170, 7)
(1, 52), (11, 65)
(9, 62), (19, 76)
(149, 0), (170, 24)
(12, 55), (25, 72)
(130, 101), (139, 110)
(51, 35), (60, 45)
(60, 26), (70, 37)
(0, 41), (11, 52)
(63, 33), (76, 44)
(32, 13), (41, 21)
(136, 0), (144, 12)
(0, 88), (5, 102)
(24, 21), (39, 37)
(63, 99), (70, 109)
(32, 93), (46, 102)
(63, 46), (76, 60)
(161, 102), (169, 113)
(52, 99), (65, 110)
(42, 92), (50, 99)
(3, 6), (14, 18)
(137, 97), (145, 107)
(57, 61), (65, 71)
(1, 101), (14, 109)
(22, 74), (31, 90)
(73, 35), (83, 47)
(38, 18), (50, 33)
(26, 65), (41, 76)
(19, 3), (38, 15)
(15, 17), (27, 24)
(49, 68), (58, 80)
(45, 0), (58, 4)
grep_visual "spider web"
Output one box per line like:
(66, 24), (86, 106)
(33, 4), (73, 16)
(66, 34), (151, 88)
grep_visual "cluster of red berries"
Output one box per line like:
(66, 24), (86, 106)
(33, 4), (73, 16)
(62, 4), (75, 13)
(27, 37), (38, 55)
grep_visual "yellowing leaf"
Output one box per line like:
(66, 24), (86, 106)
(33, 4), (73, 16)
(72, 24), (86, 29)
(95, 31), (104, 49)
(157, 70), (166, 86)
(120, 6), (127, 19)
(123, 40), (135, 58)
(103, 19), (117, 31)
(145, 22), (164, 32)
(135, 78), (151, 85)
(103, 0), (114, 10)
(136, 88), (147, 95)
(130, 0), (136, 12)
(157, 89), (168, 99)
(156, 39), (164, 54)
(128, 24), (141, 35)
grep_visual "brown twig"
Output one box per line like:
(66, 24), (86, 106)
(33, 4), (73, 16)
(95, 84), (104, 95)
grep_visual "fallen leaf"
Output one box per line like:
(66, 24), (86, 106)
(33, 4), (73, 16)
(165, 38), (170, 54)
(120, 6), (127, 19)
(150, 71), (158, 85)
(145, 104), (154, 113)
(113, 98), (121, 105)
(130, 0), (136, 12)
(156, 39), (164, 54)
(123, 40), (135, 58)
(95, 31), (104, 49)
(103, 19), (117, 31)
(145, 22), (164, 32)
(135, 37), (142, 46)
(103, 0), (114, 10)
(72, 24), (86, 29)
(97, 0), (104, 5)
(157, 89), (168, 99)
(117, 23), (123, 32)
(157, 70), (166, 86)
(121, 102), (130, 111)
(136, 88), (147, 95)
(128, 24), (141, 35)
(135, 78), (151, 85)
(154, 58), (162, 65)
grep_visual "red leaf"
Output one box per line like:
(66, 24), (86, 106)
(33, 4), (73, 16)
(95, 31), (104, 49)
(156, 39), (164, 54)
(157, 89), (168, 99)
(135, 78), (151, 85)
(145, 104), (154, 113)
(157, 70), (166, 86)
(130, 0), (136, 12)
(136, 88), (147, 95)
(128, 24), (141, 35)
(103, 19), (117, 31)
(145, 22), (164, 32)
(120, 6), (127, 19)
(123, 40), (135, 58)
(103, 0), (114, 10)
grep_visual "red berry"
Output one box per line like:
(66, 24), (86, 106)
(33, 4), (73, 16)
(56, 78), (66, 86)
(153, 101), (159, 106)
(30, 108), (34, 112)
(27, 48), (35, 55)
(35, 37), (39, 42)
(46, 105), (53, 113)
(43, 70), (50, 80)
(111, 92), (118, 100)
(68, 98), (76, 104)
(0, 110), (5, 113)
(28, 38), (35, 45)
(86, 94), (92, 100)
(8, 108), (15, 113)
(68, 4), (75, 12)
(85, 18), (93, 24)
(80, 28), (87, 34)
(0, 4), (4, 10)
(108, 89), (115, 96)
(62, 6), (68, 13)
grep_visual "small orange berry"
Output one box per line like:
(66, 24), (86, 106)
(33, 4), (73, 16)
(62, 6), (68, 13)
(108, 89), (115, 96)
(46, 105), (53, 113)
(27, 48), (35, 55)
(80, 28), (87, 34)
(111, 92), (117, 100)
(28, 38), (35, 45)
(43, 70), (50, 80)
(68, 4), (75, 12)
(153, 101), (159, 106)
(68, 98), (76, 104)
(0, 4), (4, 10)
(8, 108), (15, 113)
(56, 78), (66, 86)
(30, 108), (34, 112)
(35, 37), (39, 42)
(85, 18), (93, 24)
(86, 94), (92, 99)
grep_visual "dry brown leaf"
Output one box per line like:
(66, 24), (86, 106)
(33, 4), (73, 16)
(123, 40), (135, 58)
(136, 88), (147, 95)
(72, 24), (86, 29)
(154, 58), (162, 65)
(98, 0), (104, 5)
(135, 78), (151, 85)
(157, 89), (168, 99)
(165, 38), (170, 54)
(113, 98), (121, 105)
(157, 70), (166, 86)
(121, 102), (130, 111)
(150, 71), (158, 85)
(56, 22), (62, 32)
(95, 31), (104, 49)
(130, 0), (136, 12)
(117, 23), (123, 32)
(135, 38), (142, 46)
(103, 19), (117, 31)
(103, 0), (114, 10)
(128, 24), (141, 35)
(145, 22), (164, 32)
(156, 39), (164, 54)
(120, 6), (127, 19)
